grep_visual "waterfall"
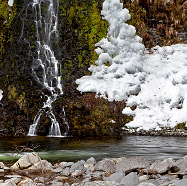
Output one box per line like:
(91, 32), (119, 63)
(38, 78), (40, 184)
(27, 0), (68, 137)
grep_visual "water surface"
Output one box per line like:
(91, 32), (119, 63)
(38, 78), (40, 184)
(0, 136), (186, 162)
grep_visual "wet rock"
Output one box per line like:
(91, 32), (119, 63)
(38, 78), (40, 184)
(150, 158), (175, 174)
(71, 181), (120, 186)
(116, 157), (150, 174)
(120, 172), (139, 186)
(106, 171), (124, 183)
(10, 152), (41, 171)
(96, 159), (116, 173)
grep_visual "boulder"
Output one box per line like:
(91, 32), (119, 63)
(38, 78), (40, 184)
(86, 157), (96, 165)
(10, 152), (41, 171)
(116, 157), (150, 174)
(150, 158), (175, 174)
(28, 160), (53, 171)
(120, 172), (139, 186)
(174, 155), (187, 174)
(71, 181), (120, 186)
(106, 171), (124, 183)
(96, 159), (116, 173)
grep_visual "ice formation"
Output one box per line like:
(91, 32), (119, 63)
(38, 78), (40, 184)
(0, 89), (3, 101)
(76, 0), (187, 131)
(123, 44), (187, 130)
(8, 0), (14, 7)
(76, 0), (145, 101)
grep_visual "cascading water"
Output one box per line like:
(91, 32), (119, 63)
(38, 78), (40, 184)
(26, 0), (68, 137)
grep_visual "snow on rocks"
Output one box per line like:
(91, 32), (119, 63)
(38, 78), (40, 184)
(1, 153), (187, 185)
(76, 0), (145, 102)
(76, 0), (187, 131)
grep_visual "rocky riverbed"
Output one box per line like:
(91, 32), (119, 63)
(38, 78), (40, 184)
(0, 152), (187, 186)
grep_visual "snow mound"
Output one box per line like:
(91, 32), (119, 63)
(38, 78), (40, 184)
(76, 0), (145, 101)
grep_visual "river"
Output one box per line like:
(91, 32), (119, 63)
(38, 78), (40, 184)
(0, 136), (186, 162)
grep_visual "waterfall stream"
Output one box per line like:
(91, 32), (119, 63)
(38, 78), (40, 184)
(26, 0), (68, 137)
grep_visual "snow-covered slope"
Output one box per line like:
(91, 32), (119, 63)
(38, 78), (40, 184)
(76, 0), (187, 131)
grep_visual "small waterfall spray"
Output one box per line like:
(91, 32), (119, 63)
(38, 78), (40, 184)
(26, 0), (68, 137)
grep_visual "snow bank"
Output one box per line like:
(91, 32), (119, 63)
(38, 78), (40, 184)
(76, 0), (187, 131)
(76, 0), (145, 101)
(123, 44), (187, 130)
(0, 89), (3, 101)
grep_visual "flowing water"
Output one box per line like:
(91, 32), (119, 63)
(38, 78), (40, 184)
(23, 0), (68, 137)
(0, 136), (186, 163)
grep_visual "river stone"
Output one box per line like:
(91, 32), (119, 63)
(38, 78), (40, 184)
(106, 171), (124, 183)
(116, 157), (150, 174)
(1, 181), (17, 186)
(139, 175), (149, 182)
(138, 182), (157, 186)
(84, 164), (95, 172)
(61, 167), (70, 176)
(71, 181), (120, 186)
(174, 155), (187, 174)
(86, 157), (96, 165)
(17, 178), (36, 186)
(59, 162), (74, 168)
(28, 159), (53, 170)
(10, 152), (41, 171)
(150, 158), (175, 174)
(70, 160), (86, 173)
(166, 178), (187, 186)
(0, 162), (5, 168)
(120, 172), (139, 186)
(96, 159), (116, 173)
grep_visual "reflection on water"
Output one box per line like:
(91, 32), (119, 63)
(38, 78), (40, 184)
(0, 136), (186, 162)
